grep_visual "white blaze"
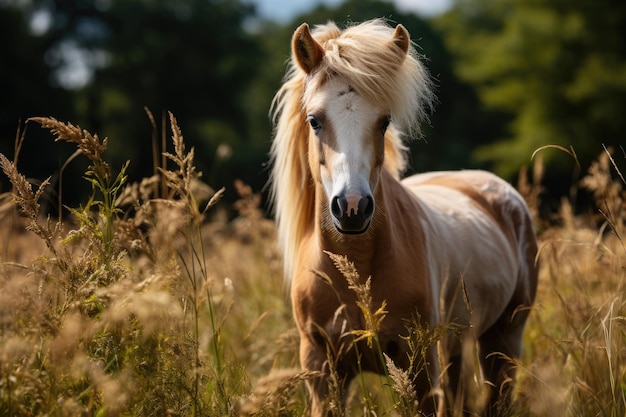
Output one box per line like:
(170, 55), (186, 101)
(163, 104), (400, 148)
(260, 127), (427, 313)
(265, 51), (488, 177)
(316, 78), (379, 206)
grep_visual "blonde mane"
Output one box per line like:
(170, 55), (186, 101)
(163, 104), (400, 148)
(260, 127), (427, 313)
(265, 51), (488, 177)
(270, 19), (434, 280)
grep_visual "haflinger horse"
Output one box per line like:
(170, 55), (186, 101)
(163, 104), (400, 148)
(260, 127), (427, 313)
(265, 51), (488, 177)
(269, 19), (538, 417)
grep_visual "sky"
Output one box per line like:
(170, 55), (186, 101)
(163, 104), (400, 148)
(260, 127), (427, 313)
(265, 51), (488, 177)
(248, 0), (453, 21)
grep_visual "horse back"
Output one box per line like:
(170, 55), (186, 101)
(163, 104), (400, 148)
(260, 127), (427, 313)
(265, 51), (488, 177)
(402, 170), (538, 336)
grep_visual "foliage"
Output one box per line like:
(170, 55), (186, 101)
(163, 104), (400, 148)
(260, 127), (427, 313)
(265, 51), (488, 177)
(436, 0), (626, 178)
(0, 2), (76, 195)
(77, 0), (263, 184)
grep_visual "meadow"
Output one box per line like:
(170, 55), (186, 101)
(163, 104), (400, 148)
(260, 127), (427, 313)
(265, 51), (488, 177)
(0, 115), (624, 416)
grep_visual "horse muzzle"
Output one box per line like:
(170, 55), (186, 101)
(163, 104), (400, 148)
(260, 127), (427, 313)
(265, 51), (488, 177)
(330, 192), (374, 234)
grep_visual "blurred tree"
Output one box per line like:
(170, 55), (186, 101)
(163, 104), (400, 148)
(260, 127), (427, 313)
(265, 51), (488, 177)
(76, 0), (264, 196)
(1, 0), (266, 211)
(0, 2), (77, 205)
(437, 0), (626, 179)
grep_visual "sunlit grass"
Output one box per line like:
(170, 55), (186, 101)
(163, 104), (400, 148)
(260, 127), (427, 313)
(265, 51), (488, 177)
(0, 116), (625, 416)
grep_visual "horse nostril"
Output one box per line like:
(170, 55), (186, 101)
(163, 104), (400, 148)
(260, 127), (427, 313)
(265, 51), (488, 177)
(360, 195), (374, 219)
(331, 195), (346, 219)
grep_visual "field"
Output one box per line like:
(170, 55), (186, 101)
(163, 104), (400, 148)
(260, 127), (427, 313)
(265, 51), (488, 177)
(0, 116), (625, 416)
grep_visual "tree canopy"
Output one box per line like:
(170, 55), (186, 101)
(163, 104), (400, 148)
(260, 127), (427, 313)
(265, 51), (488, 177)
(437, 0), (626, 177)
(1, 0), (265, 210)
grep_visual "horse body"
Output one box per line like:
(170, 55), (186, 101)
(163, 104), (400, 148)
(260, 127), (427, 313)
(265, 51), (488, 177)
(270, 19), (538, 417)
(292, 168), (536, 415)
(407, 171), (530, 334)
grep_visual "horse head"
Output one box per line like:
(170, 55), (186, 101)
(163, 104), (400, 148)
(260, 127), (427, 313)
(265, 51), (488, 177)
(291, 23), (411, 234)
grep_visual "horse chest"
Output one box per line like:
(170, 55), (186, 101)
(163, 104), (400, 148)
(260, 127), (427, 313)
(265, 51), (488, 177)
(293, 267), (431, 370)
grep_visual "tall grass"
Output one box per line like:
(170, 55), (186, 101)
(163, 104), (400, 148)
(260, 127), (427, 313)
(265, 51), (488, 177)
(0, 114), (271, 416)
(1, 115), (625, 416)
(514, 148), (626, 417)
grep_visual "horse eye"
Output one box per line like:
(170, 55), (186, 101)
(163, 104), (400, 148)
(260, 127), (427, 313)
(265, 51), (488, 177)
(380, 116), (391, 135)
(308, 115), (321, 133)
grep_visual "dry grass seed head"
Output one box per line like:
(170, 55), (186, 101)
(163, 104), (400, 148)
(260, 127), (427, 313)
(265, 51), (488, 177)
(384, 353), (418, 407)
(324, 251), (388, 347)
(238, 368), (316, 416)
(232, 179), (275, 243)
(99, 275), (183, 338)
(581, 148), (625, 232)
(0, 154), (55, 248)
(517, 156), (544, 225)
(29, 117), (110, 180)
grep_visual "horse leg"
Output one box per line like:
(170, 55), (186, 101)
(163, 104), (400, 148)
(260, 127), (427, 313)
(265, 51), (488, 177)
(306, 376), (347, 417)
(477, 306), (529, 417)
(301, 337), (352, 417)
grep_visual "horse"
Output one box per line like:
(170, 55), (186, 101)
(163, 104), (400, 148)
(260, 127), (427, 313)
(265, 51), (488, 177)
(269, 19), (538, 417)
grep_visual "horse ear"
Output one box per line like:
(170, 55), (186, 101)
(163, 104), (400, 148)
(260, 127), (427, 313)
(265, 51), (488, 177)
(391, 24), (410, 56)
(292, 23), (324, 74)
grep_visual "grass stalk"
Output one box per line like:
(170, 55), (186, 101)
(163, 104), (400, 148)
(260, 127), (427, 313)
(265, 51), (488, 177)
(2, 120), (626, 416)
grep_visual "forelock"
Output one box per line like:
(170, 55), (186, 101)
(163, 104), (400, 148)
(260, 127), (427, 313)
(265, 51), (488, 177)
(304, 19), (435, 139)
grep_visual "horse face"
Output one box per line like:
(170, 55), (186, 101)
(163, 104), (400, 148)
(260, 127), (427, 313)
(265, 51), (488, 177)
(305, 77), (390, 234)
